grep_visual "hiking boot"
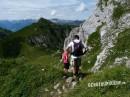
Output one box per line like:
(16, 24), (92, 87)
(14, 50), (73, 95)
(72, 75), (77, 81)
(63, 75), (67, 79)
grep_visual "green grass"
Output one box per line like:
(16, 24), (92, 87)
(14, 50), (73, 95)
(0, 30), (64, 96)
(98, 0), (110, 10)
(63, 66), (130, 97)
(112, 3), (130, 21)
(0, 27), (11, 39)
(0, 49), (63, 97)
(1, 36), (23, 58)
(98, 0), (109, 6)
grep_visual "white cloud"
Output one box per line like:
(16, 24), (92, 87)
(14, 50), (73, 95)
(0, 0), (96, 20)
(51, 10), (57, 16)
(76, 2), (87, 12)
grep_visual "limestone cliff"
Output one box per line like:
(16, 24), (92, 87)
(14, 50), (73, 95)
(64, 0), (130, 72)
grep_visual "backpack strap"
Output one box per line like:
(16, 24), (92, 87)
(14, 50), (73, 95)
(73, 40), (81, 44)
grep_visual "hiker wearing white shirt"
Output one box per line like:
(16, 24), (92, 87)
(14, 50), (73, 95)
(67, 35), (87, 79)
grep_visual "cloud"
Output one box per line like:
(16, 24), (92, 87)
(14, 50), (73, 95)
(0, 0), (96, 20)
(76, 2), (87, 12)
(51, 10), (57, 16)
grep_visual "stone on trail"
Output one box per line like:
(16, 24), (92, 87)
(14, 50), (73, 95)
(62, 85), (65, 90)
(71, 81), (77, 89)
(62, 85), (68, 93)
(66, 77), (73, 83)
(79, 77), (82, 81)
(126, 59), (130, 68)
(54, 83), (60, 89)
(41, 68), (45, 71)
(44, 88), (49, 92)
(57, 89), (62, 94)
(68, 67), (73, 72)
(50, 91), (54, 96)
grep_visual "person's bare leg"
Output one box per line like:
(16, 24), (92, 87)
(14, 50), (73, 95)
(64, 68), (68, 73)
(63, 68), (68, 79)
(73, 65), (77, 80)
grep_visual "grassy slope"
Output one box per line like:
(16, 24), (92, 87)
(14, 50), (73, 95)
(0, 45), (63, 97)
(63, 66), (130, 97)
(0, 27), (11, 40)
(112, 3), (130, 21)
(0, 27), (12, 57)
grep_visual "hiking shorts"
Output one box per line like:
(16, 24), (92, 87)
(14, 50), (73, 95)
(71, 58), (81, 75)
(64, 63), (70, 69)
(71, 57), (81, 67)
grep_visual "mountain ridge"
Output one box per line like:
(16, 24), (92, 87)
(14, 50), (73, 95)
(0, 19), (36, 32)
(0, 19), (83, 32)
(0, 18), (74, 58)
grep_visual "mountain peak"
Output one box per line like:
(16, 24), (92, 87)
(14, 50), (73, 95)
(38, 17), (54, 24)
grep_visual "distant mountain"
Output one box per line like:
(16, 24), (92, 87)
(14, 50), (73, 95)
(0, 19), (83, 32)
(0, 19), (37, 32)
(51, 19), (84, 26)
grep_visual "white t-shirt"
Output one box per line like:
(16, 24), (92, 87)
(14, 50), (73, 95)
(67, 39), (85, 59)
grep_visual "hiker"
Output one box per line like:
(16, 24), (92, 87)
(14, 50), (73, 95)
(60, 48), (70, 78)
(67, 35), (87, 79)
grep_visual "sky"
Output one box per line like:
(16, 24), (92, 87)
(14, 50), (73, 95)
(0, 0), (97, 20)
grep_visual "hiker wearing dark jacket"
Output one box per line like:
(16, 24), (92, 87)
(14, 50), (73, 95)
(67, 35), (87, 79)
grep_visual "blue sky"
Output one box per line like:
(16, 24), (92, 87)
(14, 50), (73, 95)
(0, 0), (97, 20)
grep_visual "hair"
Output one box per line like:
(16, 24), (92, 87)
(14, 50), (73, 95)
(74, 35), (79, 40)
(64, 47), (71, 53)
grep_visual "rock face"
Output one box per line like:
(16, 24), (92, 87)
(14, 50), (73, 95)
(91, 0), (130, 72)
(64, 0), (130, 72)
(28, 34), (48, 47)
(126, 59), (130, 68)
(64, 26), (86, 50)
(114, 57), (128, 65)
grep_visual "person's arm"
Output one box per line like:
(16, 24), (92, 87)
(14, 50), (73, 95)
(66, 42), (73, 53)
(81, 42), (88, 54)
(83, 47), (88, 54)
(66, 42), (73, 49)
(60, 53), (64, 62)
